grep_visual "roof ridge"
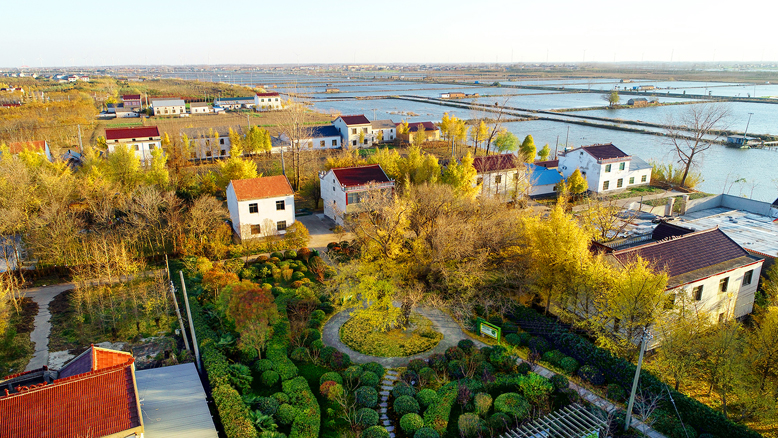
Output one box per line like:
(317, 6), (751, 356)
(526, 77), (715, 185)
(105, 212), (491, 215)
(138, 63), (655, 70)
(0, 359), (134, 400)
(330, 163), (381, 171)
(613, 225), (720, 254)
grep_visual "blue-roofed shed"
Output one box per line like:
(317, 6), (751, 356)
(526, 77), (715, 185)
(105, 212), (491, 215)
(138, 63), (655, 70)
(528, 163), (563, 197)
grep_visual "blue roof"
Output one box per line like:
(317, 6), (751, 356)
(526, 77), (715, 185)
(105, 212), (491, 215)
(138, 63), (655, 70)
(308, 125), (340, 138)
(528, 164), (563, 187)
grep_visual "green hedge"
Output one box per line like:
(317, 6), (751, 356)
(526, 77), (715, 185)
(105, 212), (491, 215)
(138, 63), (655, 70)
(282, 377), (321, 438)
(423, 382), (458, 435)
(212, 384), (258, 438)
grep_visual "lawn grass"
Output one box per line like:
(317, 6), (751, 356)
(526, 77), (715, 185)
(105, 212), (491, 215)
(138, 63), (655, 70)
(0, 297), (38, 376)
(339, 313), (442, 357)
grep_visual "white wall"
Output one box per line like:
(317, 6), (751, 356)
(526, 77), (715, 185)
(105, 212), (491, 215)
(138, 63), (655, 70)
(280, 133), (341, 150)
(108, 140), (162, 163)
(477, 170), (523, 201)
(333, 118), (372, 148)
(187, 135), (233, 159)
(227, 183), (295, 241)
(320, 170), (347, 225)
(559, 151), (650, 193)
(254, 95), (283, 110)
(153, 105), (186, 116)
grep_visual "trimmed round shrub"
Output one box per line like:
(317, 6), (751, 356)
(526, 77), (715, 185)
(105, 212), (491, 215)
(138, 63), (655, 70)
(261, 370), (280, 387)
(400, 413), (424, 435)
(418, 367), (436, 384)
(320, 346), (337, 363)
(311, 309), (325, 321)
(343, 365), (364, 383)
(577, 365), (606, 386)
(362, 362), (385, 377)
(501, 322), (518, 335)
(270, 251), (284, 259)
(550, 374), (569, 390)
(271, 286), (285, 297)
(400, 369), (419, 386)
(304, 328), (321, 343)
(458, 339), (475, 353)
(504, 333), (522, 346)
(392, 381), (416, 398)
(427, 353), (447, 371)
(356, 408), (380, 428)
(329, 351), (352, 370)
(414, 427), (441, 438)
(416, 388), (438, 409)
(541, 350), (566, 367)
(475, 361), (495, 378)
(458, 413), (485, 438)
(408, 359), (427, 373)
(320, 381), (341, 398)
(448, 360), (464, 379)
(318, 301), (335, 314)
(355, 386), (379, 408)
(360, 371), (380, 388)
(310, 339), (324, 351)
(528, 336), (551, 355)
(292, 271), (305, 281)
(559, 357), (580, 375)
(319, 371), (344, 386)
(271, 391), (290, 404)
(488, 412), (512, 434)
(297, 247), (312, 260)
(479, 346), (493, 357)
(517, 332), (532, 346)
(494, 393), (530, 420)
(488, 315), (503, 327)
(606, 384), (627, 402)
(284, 250), (297, 260)
(362, 426), (390, 438)
(516, 362), (531, 375)
(393, 395), (420, 416)
(254, 359), (274, 373)
(445, 346), (465, 361)
(290, 347), (308, 362)
(276, 404), (297, 425)
(308, 318), (322, 329)
(474, 392), (493, 416)
(256, 396), (279, 415)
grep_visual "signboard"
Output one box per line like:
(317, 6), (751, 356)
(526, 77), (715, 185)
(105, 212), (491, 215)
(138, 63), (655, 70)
(479, 321), (501, 343)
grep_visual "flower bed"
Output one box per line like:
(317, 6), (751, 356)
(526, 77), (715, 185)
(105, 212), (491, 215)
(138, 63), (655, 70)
(339, 313), (442, 357)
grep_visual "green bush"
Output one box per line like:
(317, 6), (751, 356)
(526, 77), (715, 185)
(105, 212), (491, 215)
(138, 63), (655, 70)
(457, 339), (475, 353)
(284, 250), (297, 260)
(517, 332), (531, 346)
(393, 381), (416, 398)
(541, 350), (566, 366)
(320, 347), (337, 363)
(447, 360), (464, 379)
(271, 251), (284, 260)
(254, 359), (274, 374)
(416, 388), (438, 409)
(292, 271), (305, 281)
(559, 357), (579, 375)
(272, 392), (290, 404)
(212, 384), (258, 438)
(343, 365), (364, 383)
(528, 337), (551, 355)
(290, 347), (308, 362)
(281, 377), (320, 438)
(488, 412), (512, 434)
(276, 404), (297, 425)
(607, 383), (627, 402)
(494, 393), (530, 421)
(400, 413), (424, 436)
(394, 395), (420, 416)
(408, 359), (427, 373)
(356, 408), (380, 428)
(445, 346), (465, 361)
(518, 373), (554, 405)
(201, 341), (230, 388)
(362, 426), (390, 438)
(501, 322), (518, 334)
(504, 333), (522, 346)
(328, 350), (351, 370)
(307, 318), (321, 329)
(550, 374), (569, 390)
(355, 386), (379, 408)
(577, 365), (605, 386)
(414, 427), (440, 438)
(362, 362), (385, 377)
(257, 396), (280, 416)
(310, 310), (325, 321)
(319, 371), (344, 386)
(427, 353), (447, 372)
(423, 383), (457, 435)
(418, 367), (436, 384)
(516, 362), (531, 375)
(458, 413), (485, 438)
(309, 339), (323, 351)
(261, 370), (281, 387)
(360, 371), (380, 388)
(473, 393), (493, 416)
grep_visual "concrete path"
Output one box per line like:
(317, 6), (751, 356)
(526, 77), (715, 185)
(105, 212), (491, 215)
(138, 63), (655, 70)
(379, 370), (398, 437)
(23, 283), (75, 371)
(296, 213), (353, 252)
(321, 305), (485, 367)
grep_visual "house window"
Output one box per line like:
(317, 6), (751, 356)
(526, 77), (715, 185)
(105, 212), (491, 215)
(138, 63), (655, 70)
(250, 225), (261, 235)
(249, 203), (258, 213)
(743, 269), (754, 286)
(616, 178), (623, 188)
(495, 175), (502, 184)
(221, 149), (226, 156)
(351, 128), (357, 135)
(719, 277), (729, 293)
(693, 285), (703, 301)
(320, 140), (325, 147)
(220, 139), (225, 145)
(619, 162), (625, 171)
(347, 192), (361, 204)
(134, 145), (140, 151)
(364, 139), (368, 145)
(363, 128), (368, 133)
(206, 151), (212, 157)
(332, 139), (337, 146)
(276, 200), (285, 210)
(602, 181), (610, 190)
(476, 177), (483, 185)
(149, 145), (155, 150)
(390, 135), (394, 140)
(352, 140), (357, 146)
(605, 164), (612, 173)
(641, 175), (647, 183)
(629, 177), (635, 184)
(277, 220), (287, 231)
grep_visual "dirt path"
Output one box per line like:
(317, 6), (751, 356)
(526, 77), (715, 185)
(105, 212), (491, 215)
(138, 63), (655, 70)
(23, 283), (75, 371)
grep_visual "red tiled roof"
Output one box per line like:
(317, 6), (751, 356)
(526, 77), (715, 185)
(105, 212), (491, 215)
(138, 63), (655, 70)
(256, 92), (280, 97)
(332, 164), (391, 187)
(473, 154), (520, 173)
(231, 175), (294, 201)
(612, 227), (750, 279)
(122, 94), (141, 100)
(7, 140), (46, 155)
(59, 346), (134, 379)
(400, 121), (439, 132)
(339, 115), (371, 125)
(105, 126), (160, 141)
(535, 159), (558, 169)
(0, 349), (141, 438)
(580, 144), (630, 161)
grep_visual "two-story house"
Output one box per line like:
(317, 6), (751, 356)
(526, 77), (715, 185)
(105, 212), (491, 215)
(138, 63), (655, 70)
(319, 164), (395, 225)
(151, 98), (186, 116)
(398, 121), (441, 145)
(333, 115), (373, 148)
(370, 119), (396, 144)
(277, 125), (341, 152)
(121, 94), (142, 109)
(180, 126), (243, 160)
(105, 126), (162, 163)
(472, 154), (526, 201)
(557, 143), (651, 193)
(226, 175), (295, 241)
(254, 92), (283, 110)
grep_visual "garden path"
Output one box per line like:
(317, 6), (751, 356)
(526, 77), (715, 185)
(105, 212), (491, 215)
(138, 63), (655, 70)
(321, 306), (486, 368)
(379, 370), (398, 437)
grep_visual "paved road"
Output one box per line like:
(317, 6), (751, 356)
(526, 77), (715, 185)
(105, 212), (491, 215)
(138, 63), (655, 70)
(321, 305), (485, 367)
(23, 283), (75, 371)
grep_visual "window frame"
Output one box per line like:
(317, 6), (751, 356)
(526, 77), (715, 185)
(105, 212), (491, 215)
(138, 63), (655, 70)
(616, 178), (623, 188)
(250, 224), (261, 235)
(248, 203), (259, 214)
(277, 220), (287, 231)
(276, 200), (285, 211)
(641, 175), (647, 183)
(619, 162), (625, 171)
(602, 180), (610, 190)
(743, 269), (754, 286)
(719, 277), (729, 293)
(605, 164), (612, 173)
(629, 177), (635, 184)
(693, 285), (704, 301)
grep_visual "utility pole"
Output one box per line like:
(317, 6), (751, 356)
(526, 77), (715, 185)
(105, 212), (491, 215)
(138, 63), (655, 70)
(77, 124), (83, 154)
(565, 126), (570, 151)
(743, 112), (754, 146)
(625, 328), (653, 431)
(179, 271), (200, 372)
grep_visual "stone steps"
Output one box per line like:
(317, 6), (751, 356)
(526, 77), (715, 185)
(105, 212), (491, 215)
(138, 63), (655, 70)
(379, 370), (398, 436)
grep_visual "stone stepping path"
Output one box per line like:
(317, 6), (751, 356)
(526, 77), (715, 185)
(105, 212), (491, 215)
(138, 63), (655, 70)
(380, 369), (399, 438)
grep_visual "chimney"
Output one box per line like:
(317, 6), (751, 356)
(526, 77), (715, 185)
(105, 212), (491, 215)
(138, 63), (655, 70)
(665, 197), (676, 217)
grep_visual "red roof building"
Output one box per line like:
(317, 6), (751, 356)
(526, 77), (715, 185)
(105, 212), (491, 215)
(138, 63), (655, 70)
(473, 154), (521, 173)
(402, 121), (439, 133)
(7, 140), (48, 155)
(320, 164), (394, 225)
(105, 126), (160, 142)
(226, 175), (296, 241)
(337, 115), (371, 125)
(229, 175), (294, 201)
(331, 164), (392, 187)
(0, 346), (143, 438)
(256, 92), (280, 97)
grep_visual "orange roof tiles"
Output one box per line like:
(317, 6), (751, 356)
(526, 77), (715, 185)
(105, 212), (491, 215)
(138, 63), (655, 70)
(7, 140), (46, 155)
(231, 175), (294, 201)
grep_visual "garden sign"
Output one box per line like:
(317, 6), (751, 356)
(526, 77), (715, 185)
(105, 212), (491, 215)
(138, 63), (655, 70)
(479, 321), (501, 343)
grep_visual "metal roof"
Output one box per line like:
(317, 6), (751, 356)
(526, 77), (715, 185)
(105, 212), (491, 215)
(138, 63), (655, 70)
(151, 99), (185, 107)
(528, 163), (564, 187)
(501, 404), (605, 438)
(135, 363), (218, 438)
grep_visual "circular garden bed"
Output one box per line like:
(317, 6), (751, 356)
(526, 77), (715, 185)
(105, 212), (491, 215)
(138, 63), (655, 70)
(339, 312), (443, 357)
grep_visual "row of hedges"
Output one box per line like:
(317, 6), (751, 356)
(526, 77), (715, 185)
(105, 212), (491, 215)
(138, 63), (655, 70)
(510, 305), (761, 438)
(282, 377), (321, 438)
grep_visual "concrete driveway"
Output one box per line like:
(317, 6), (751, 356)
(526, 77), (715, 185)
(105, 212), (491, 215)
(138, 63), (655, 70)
(296, 213), (352, 250)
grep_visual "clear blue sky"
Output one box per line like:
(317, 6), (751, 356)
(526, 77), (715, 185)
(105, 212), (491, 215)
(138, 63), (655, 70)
(3, 0), (776, 67)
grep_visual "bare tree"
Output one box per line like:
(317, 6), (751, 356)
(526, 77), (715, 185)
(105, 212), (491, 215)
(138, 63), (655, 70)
(633, 387), (665, 435)
(277, 88), (315, 190)
(665, 103), (730, 188)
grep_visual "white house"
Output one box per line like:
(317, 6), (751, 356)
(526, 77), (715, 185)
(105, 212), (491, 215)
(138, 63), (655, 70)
(472, 154), (527, 201)
(370, 119), (396, 143)
(276, 125), (341, 152)
(557, 143), (651, 194)
(333, 115), (374, 148)
(5, 140), (53, 162)
(213, 97), (255, 110)
(105, 126), (162, 163)
(151, 98), (186, 116)
(115, 107), (140, 118)
(527, 163), (564, 197)
(319, 164), (394, 225)
(180, 126), (243, 160)
(122, 94), (142, 109)
(254, 92), (283, 110)
(189, 102), (211, 115)
(602, 222), (764, 326)
(226, 175), (295, 241)
(398, 121), (441, 145)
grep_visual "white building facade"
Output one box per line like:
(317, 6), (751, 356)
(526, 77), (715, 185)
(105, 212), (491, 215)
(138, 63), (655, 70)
(190, 102), (211, 114)
(105, 126), (162, 163)
(558, 144), (651, 194)
(333, 115), (374, 148)
(277, 125), (341, 152)
(319, 164), (394, 225)
(151, 98), (186, 116)
(180, 126), (242, 160)
(226, 175), (296, 241)
(370, 120), (396, 143)
(254, 92), (283, 110)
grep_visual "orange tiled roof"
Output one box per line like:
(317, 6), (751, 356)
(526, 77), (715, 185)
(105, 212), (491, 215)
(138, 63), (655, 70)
(231, 175), (294, 201)
(7, 140), (46, 155)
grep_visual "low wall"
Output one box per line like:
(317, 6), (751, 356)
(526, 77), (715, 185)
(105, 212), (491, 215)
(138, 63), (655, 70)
(684, 194), (776, 217)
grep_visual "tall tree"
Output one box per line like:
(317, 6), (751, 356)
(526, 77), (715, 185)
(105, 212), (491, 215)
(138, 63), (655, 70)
(603, 90), (620, 108)
(223, 280), (279, 359)
(519, 135), (537, 162)
(565, 168), (588, 195)
(412, 123), (426, 146)
(538, 144), (552, 162)
(469, 120), (489, 154)
(441, 152), (479, 198)
(229, 127), (244, 156)
(494, 130), (519, 154)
